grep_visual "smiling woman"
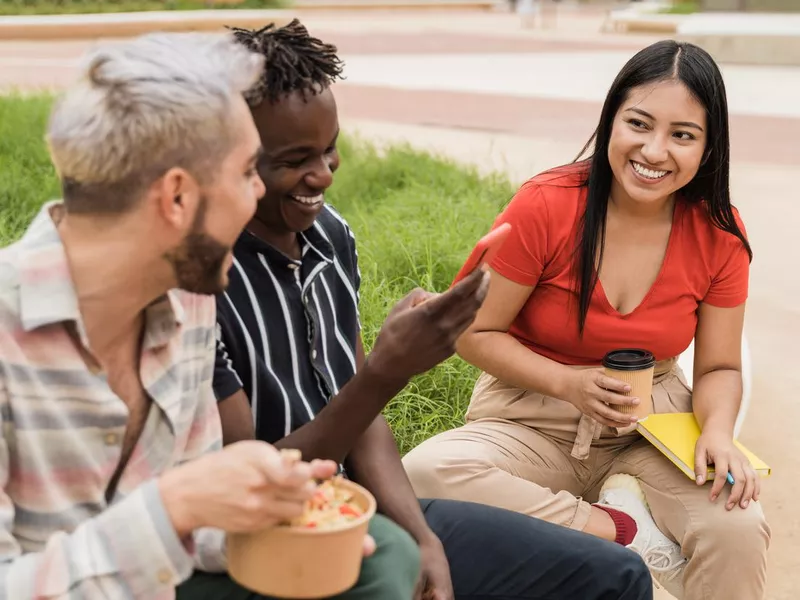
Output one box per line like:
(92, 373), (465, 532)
(403, 39), (770, 600)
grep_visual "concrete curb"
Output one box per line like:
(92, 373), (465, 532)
(677, 13), (800, 66)
(601, 1), (680, 35)
(0, 1), (494, 41)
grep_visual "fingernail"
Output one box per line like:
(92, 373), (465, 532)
(624, 385), (631, 392)
(742, 500), (749, 508)
(726, 503), (734, 511)
(631, 397), (640, 405)
(696, 476), (704, 484)
(711, 494), (717, 501)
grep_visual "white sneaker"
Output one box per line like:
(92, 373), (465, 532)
(597, 474), (686, 598)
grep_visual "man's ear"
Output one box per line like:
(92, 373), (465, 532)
(156, 167), (200, 232)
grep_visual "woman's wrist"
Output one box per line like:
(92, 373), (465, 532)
(551, 365), (577, 402)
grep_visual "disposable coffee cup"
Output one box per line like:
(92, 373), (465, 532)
(602, 349), (656, 421)
(227, 478), (376, 599)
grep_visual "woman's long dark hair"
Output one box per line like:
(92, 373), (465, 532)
(572, 40), (752, 335)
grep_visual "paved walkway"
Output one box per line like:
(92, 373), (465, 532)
(0, 9), (798, 598)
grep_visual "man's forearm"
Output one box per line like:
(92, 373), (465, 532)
(1, 480), (194, 599)
(345, 416), (435, 544)
(273, 362), (409, 463)
(693, 368), (742, 435)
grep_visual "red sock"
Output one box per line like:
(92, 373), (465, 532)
(594, 505), (638, 546)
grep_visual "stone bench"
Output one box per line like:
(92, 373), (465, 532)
(602, 2), (681, 34)
(677, 13), (800, 66)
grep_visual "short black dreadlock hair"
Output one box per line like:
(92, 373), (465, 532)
(228, 19), (344, 107)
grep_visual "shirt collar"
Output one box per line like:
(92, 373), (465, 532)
(18, 202), (184, 350)
(236, 223), (335, 269)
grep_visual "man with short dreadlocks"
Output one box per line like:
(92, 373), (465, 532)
(180, 20), (654, 600)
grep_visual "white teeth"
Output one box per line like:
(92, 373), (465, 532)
(291, 194), (324, 206)
(632, 162), (668, 180)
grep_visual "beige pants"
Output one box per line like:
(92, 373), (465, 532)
(402, 364), (771, 600)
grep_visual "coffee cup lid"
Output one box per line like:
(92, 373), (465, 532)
(602, 349), (655, 371)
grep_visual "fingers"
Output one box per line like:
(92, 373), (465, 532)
(413, 575), (425, 600)
(252, 497), (308, 528)
(726, 460), (745, 510)
(595, 373), (632, 395)
(308, 459), (338, 481)
(599, 390), (640, 407)
(590, 401), (636, 428)
(362, 534), (376, 557)
(694, 441), (709, 486)
(241, 442), (314, 489)
(736, 465), (756, 510)
(273, 481), (317, 504)
(474, 267), (491, 303)
(753, 466), (762, 502)
(425, 269), (488, 317)
(709, 455), (728, 502)
(411, 292), (439, 308)
(591, 371), (638, 407)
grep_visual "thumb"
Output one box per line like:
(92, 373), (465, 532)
(362, 534), (376, 557)
(392, 288), (429, 313)
(411, 290), (439, 308)
(412, 575), (425, 600)
(695, 440), (709, 485)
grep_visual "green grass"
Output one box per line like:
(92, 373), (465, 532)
(0, 94), (515, 454)
(659, 1), (698, 14)
(0, 0), (282, 16)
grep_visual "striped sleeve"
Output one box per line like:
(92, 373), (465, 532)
(0, 439), (194, 599)
(212, 318), (244, 402)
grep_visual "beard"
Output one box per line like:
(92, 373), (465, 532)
(165, 197), (232, 295)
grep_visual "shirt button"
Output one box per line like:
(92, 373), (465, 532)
(311, 350), (318, 360)
(157, 568), (172, 584)
(288, 263), (299, 271)
(104, 433), (119, 446)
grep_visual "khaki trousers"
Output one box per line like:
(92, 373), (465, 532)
(402, 363), (771, 600)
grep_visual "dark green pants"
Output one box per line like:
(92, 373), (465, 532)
(176, 514), (420, 600)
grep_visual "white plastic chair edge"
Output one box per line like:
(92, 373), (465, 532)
(675, 334), (751, 438)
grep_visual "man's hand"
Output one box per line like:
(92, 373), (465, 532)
(366, 268), (490, 383)
(159, 441), (337, 537)
(414, 537), (454, 600)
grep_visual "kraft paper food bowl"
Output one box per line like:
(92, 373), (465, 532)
(227, 479), (377, 599)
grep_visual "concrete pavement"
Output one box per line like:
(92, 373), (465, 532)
(0, 9), (798, 598)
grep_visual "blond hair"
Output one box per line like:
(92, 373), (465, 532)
(47, 32), (263, 214)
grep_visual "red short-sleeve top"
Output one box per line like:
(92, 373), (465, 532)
(486, 165), (750, 366)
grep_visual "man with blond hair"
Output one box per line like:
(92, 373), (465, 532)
(0, 31), (467, 598)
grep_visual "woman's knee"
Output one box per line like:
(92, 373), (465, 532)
(686, 500), (770, 558)
(402, 436), (498, 500)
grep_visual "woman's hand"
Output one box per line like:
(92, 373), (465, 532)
(695, 429), (760, 510)
(561, 368), (640, 428)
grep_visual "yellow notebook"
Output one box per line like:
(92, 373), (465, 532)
(636, 413), (771, 481)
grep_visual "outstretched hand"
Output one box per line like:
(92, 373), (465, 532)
(366, 268), (490, 382)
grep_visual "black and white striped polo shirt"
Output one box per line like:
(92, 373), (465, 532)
(213, 205), (361, 444)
